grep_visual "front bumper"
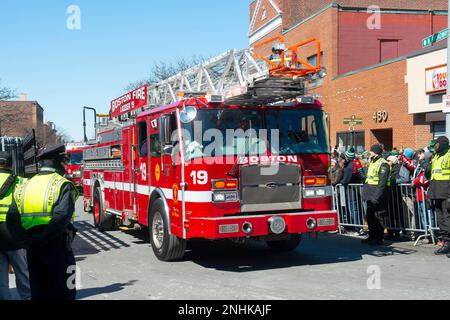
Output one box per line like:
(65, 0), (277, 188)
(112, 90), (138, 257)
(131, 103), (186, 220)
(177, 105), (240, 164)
(187, 211), (338, 239)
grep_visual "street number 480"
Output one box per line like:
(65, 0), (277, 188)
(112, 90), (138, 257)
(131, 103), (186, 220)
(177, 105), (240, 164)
(190, 171), (208, 185)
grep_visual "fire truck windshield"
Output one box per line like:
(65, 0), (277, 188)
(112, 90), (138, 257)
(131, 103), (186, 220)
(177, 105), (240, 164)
(69, 152), (83, 165)
(181, 108), (329, 159)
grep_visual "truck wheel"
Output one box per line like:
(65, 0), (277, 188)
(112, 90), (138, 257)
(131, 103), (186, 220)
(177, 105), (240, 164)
(149, 199), (186, 261)
(266, 234), (302, 252)
(93, 187), (115, 232)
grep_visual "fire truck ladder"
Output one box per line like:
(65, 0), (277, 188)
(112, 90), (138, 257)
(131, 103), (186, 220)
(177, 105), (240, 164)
(149, 37), (327, 107)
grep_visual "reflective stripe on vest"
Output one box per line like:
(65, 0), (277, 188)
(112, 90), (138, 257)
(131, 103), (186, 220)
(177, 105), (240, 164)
(431, 150), (450, 181)
(15, 173), (79, 230)
(0, 174), (25, 223)
(366, 157), (391, 187)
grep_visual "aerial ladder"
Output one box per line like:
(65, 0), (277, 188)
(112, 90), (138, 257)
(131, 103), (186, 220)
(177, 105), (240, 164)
(149, 37), (327, 107)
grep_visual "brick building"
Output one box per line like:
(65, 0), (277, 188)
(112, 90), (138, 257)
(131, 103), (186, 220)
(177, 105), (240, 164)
(0, 100), (44, 138)
(0, 98), (61, 146)
(249, 0), (448, 151)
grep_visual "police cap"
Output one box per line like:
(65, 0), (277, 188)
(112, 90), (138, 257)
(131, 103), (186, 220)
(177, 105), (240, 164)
(37, 144), (68, 161)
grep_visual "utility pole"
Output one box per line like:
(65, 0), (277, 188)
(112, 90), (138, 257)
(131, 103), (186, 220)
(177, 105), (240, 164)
(447, 0), (450, 137)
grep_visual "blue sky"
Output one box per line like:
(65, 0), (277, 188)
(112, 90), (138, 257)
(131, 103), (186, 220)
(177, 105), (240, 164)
(0, 1), (250, 141)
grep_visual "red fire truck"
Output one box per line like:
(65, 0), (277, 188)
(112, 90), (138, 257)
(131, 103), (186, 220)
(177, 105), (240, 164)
(83, 38), (338, 261)
(66, 143), (85, 190)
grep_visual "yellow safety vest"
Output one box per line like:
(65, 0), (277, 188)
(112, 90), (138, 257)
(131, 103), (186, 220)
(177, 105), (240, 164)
(431, 150), (450, 181)
(0, 173), (25, 223)
(366, 157), (391, 187)
(15, 173), (79, 230)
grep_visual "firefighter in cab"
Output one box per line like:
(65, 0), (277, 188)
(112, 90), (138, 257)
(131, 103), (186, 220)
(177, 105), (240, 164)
(360, 144), (391, 246)
(15, 144), (79, 300)
(428, 136), (450, 258)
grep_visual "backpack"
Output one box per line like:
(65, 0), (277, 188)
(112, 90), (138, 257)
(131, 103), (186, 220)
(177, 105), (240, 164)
(396, 164), (411, 184)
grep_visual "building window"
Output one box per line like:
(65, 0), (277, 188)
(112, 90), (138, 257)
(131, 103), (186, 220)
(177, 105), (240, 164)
(307, 52), (324, 67)
(261, 8), (267, 20)
(379, 40), (399, 63)
(433, 122), (446, 139)
(337, 131), (365, 154)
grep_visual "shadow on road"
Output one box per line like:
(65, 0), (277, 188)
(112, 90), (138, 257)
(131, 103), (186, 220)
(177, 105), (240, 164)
(77, 280), (138, 300)
(73, 221), (131, 257)
(185, 233), (417, 272)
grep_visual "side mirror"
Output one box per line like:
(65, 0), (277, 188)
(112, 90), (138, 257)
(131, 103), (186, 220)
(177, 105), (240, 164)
(158, 116), (172, 146)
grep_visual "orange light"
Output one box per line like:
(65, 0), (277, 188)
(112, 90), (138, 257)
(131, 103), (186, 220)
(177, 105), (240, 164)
(176, 91), (185, 97)
(304, 178), (317, 186)
(304, 176), (327, 186)
(226, 181), (237, 189)
(315, 177), (327, 186)
(213, 181), (226, 189)
(212, 179), (238, 190)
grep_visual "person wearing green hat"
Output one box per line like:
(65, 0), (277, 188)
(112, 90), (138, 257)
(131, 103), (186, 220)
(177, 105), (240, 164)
(337, 148), (363, 231)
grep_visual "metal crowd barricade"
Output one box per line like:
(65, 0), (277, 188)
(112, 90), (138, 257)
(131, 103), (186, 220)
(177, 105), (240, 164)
(333, 183), (438, 246)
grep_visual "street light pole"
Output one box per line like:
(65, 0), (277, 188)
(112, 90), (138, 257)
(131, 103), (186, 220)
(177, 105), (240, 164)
(447, 0), (450, 137)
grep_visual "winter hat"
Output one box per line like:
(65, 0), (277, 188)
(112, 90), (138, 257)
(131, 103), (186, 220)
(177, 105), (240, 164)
(403, 148), (414, 160)
(344, 148), (356, 161)
(387, 155), (399, 165)
(370, 144), (383, 155)
(435, 136), (450, 154)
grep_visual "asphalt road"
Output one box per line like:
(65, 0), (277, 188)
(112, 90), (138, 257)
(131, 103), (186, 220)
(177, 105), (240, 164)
(9, 198), (450, 300)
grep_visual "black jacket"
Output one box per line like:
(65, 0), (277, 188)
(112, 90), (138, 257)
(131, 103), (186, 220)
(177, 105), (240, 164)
(361, 157), (390, 204)
(338, 160), (361, 186)
(428, 149), (450, 200)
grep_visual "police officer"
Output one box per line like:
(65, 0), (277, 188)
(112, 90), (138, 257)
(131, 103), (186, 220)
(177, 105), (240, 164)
(428, 136), (450, 257)
(15, 144), (79, 300)
(361, 144), (391, 246)
(0, 151), (31, 300)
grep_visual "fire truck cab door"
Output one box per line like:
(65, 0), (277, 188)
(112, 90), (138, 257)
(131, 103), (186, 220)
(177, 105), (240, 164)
(122, 127), (135, 211)
(136, 120), (151, 219)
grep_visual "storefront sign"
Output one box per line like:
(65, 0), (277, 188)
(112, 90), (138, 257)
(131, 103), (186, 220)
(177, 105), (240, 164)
(426, 65), (447, 95)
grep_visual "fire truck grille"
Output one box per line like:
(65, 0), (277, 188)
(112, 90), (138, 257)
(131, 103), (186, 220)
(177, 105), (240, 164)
(240, 164), (301, 213)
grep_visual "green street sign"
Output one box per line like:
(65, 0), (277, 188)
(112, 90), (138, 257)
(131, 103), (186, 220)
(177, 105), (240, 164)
(422, 29), (449, 48)
(343, 115), (363, 125)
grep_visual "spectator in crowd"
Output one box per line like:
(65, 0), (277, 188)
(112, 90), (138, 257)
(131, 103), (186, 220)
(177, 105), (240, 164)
(413, 150), (435, 234)
(397, 148), (416, 183)
(337, 149), (363, 230)
(331, 159), (343, 187)
(386, 155), (402, 240)
(387, 155), (400, 186)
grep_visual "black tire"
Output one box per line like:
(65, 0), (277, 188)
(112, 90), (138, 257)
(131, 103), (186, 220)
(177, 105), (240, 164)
(149, 199), (186, 261)
(93, 187), (115, 232)
(266, 234), (302, 252)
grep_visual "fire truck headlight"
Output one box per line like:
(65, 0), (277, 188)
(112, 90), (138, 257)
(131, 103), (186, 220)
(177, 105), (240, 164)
(212, 191), (238, 203)
(304, 189), (316, 198)
(316, 188), (326, 197)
